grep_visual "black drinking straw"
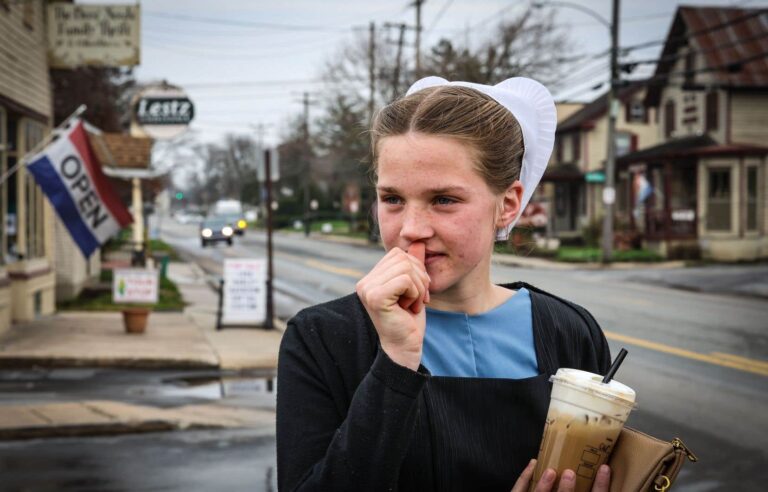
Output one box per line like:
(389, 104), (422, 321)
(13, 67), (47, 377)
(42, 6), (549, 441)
(602, 348), (628, 384)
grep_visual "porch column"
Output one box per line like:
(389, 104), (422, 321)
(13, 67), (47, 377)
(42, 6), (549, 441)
(664, 161), (673, 241)
(132, 177), (143, 253)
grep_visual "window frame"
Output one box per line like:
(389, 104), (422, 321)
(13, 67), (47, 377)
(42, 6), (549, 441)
(706, 166), (733, 232)
(626, 100), (648, 124)
(18, 118), (47, 260)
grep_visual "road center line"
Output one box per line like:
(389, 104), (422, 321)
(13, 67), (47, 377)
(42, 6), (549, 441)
(303, 259), (365, 279)
(604, 330), (768, 377)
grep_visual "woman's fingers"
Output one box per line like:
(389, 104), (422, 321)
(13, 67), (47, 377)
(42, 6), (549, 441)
(510, 459), (536, 492)
(591, 466), (610, 492)
(555, 470), (576, 492)
(533, 468), (557, 492)
(357, 246), (429, 314)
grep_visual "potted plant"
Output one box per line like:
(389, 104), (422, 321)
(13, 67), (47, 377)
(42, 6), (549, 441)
(114, 269), (158, 335)
(121, 306), (151, 334)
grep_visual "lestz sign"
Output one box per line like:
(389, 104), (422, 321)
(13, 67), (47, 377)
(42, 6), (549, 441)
(135, 97), (194, 126)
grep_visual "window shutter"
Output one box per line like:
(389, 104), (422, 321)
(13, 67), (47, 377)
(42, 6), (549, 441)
(705, 91), (719, 132)
(630, 134), (638, 152)
(665, 100), (676, 138)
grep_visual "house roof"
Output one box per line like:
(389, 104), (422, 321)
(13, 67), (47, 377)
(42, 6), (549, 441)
(646, 6), (768, 106)
(616, 134), (768, 164)
(88, 132), (154, 169)
(557, 82), (646, 133)
(543, 163), (582, 181)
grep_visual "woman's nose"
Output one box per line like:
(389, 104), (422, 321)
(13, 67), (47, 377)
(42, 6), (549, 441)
(399, 205), (433, 240)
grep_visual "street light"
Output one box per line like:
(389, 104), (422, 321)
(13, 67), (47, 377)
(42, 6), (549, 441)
(533, 0), (620, 263)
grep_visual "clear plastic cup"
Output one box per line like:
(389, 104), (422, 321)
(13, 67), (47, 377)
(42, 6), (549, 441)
(529, 369), (636, 492)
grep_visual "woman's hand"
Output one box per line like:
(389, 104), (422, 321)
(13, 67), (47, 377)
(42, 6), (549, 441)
(511, 460), (611, 492)
(356, 243), (430, 371)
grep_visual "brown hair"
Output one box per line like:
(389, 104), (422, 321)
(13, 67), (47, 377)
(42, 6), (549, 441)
(370, 85), (524, 194)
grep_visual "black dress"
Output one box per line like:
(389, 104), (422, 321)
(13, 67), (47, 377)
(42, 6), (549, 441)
(276, 282), (611, 491)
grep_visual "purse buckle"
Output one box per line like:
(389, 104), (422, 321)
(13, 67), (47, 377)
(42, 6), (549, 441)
(671, 437), (699, 462)
(654, 476), (671, 491)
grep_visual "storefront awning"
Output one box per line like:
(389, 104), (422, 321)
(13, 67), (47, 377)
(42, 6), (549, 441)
(617, 135), (768, 165)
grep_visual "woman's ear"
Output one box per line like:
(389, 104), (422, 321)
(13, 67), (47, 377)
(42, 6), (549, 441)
(496, 180), (525, 230)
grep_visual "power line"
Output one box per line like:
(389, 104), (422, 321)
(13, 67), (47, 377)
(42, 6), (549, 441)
(622, 8), (767, 53)
(425, 0), (454, 35)
(621, 30), (768, 69)
(144, 10), (351, 32)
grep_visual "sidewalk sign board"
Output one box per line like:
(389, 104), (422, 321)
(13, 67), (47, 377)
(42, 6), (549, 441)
(113, 268), (159, 304)
(221, 259), (267, 326)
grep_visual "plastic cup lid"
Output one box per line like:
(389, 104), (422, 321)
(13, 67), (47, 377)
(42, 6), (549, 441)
(550, 368), (637, 407)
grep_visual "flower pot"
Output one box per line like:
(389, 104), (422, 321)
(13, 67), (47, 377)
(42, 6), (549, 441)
(122, 307), (151, 334)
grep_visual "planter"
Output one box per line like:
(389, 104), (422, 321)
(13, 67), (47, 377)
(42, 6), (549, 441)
(122, 307), (151, 334)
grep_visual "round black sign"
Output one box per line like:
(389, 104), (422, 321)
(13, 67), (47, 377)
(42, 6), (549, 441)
(135, 97), (194, 126)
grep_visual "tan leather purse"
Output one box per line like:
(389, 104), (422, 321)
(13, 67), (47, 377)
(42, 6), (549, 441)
(608, 427), (698, 492)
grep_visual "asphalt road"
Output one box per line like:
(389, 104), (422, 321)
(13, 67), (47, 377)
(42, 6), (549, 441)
(160, 220), (768, 491)
(0, 429), (277, 492)
(6, 219), (762, 491)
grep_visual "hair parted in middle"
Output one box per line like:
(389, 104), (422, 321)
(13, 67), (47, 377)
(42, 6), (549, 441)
(370, 85), (525, 194)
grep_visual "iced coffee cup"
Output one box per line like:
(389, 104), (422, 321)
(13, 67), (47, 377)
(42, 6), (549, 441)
(529, 368), (636, 492)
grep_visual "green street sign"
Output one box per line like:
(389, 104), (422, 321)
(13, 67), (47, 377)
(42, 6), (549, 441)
(585, 171), (605, 183)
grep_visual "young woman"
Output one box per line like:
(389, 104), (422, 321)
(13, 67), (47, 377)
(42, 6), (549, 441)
(277, 77), (612, 492)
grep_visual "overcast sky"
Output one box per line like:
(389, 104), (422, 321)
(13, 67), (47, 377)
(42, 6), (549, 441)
(87, 0), (767, 148)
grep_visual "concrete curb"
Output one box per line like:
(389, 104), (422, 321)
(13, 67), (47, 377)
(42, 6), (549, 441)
(0, 400), (275, 441)
(492, 253), (686, 271)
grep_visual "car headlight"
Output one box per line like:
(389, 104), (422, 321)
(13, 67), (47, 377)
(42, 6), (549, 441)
(237, 219), (247, 229)
(222, 226), (233, 236)
(202, 228), (213, 238)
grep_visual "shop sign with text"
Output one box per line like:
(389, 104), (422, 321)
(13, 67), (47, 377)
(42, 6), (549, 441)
(47, 4), (140, 68)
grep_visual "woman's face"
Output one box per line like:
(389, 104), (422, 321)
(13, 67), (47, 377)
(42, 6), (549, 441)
(376, 132), (517, 295)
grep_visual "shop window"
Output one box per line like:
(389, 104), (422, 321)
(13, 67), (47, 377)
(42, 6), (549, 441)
(23, 120), (46, 259)
(746, 167), (758, 231)
(707, 167), (731, 231)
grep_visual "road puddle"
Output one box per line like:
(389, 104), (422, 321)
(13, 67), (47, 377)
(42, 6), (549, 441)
(163, 370), (276, 400)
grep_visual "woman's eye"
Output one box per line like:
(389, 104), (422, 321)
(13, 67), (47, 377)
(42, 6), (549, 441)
(434, 196), (456, 205)
(381, 195), (403, 205)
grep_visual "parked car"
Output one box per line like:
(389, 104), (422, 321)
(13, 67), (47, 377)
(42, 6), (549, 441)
(200, 218), (234, 247)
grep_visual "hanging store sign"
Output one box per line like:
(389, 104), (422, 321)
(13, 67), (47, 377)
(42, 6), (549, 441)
(131, 85), (194, 139)
(585, 171), (605, 183)
(47, 4), (141, 68)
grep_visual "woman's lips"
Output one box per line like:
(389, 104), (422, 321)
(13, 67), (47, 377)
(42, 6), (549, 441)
(424, 251), (445, 265)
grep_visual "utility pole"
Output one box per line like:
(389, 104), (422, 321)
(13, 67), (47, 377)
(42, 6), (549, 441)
(263, 148), (275, 330)
(369, 21), (376, 124)
(392, 23), (407, 99)
(383, 22), (410, 100)
(413, 0), (425, 78)
(602, 0), (621, 263)
(301, 91), (314, 238)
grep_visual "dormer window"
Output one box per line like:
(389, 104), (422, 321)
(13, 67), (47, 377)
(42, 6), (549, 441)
(626, 100), (647, 123)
